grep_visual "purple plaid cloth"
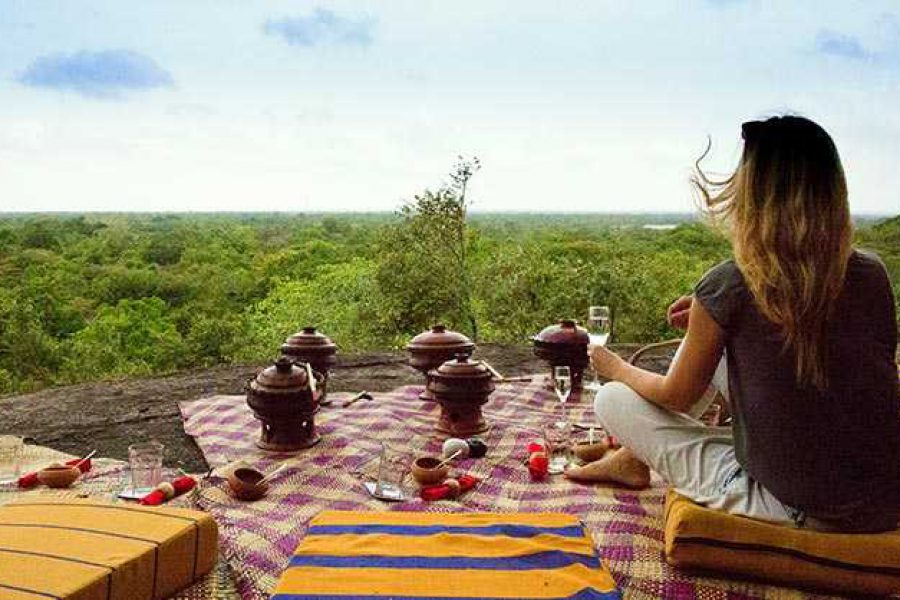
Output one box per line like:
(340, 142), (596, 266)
(180, 380), (845, 600)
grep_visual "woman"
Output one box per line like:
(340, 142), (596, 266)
(566, 115), (900, 533)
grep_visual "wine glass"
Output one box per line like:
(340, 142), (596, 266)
(553, 365), (571, 405)
(549, 366), (573, 474)
(552, 366), (572, 430)
(585, 305), (612, 391)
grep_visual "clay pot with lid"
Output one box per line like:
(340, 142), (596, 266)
(532, 319), (590, 392)
(246, 357), (321, 451)
(406, 325), (475, 401)
(281, 327), (337, 403)
(427, 353), (495, 437)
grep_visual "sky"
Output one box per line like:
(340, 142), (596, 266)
(1, 0), (898, 214)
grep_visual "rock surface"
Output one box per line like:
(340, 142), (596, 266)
(0, 343), (667, 472)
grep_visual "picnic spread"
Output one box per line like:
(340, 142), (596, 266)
(176, 381), (871, 600)
(1, 324), (897, 600)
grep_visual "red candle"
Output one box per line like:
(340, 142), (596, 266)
(528, 451), (549, 481)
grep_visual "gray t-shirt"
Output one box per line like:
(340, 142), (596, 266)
(694, 250), (900, 531)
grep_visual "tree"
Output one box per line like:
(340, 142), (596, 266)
(61, 297), (188, 381)
(375, 156), (482, 339)
(235, 259), (386, 357)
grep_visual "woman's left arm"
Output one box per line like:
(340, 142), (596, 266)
(590, 300), (725, 413)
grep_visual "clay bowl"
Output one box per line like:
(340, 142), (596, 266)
(573, 441), (611, 464)
(227, 467), (270, 501)
(411, 456), (450, 486)
(37, 464), (80, 488)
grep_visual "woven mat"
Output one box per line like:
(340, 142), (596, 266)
(180, 382), (846, 600)
(0, 444), (240, 600)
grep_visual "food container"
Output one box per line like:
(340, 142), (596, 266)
(532, 319), (590, 392)
(37, 464), (81, 488)
(281, 327), (337, 403)
(427, 354), (495, 437)
(246, 358), (320, 451)
(227, 467), (270, 501)
(410, 456), (450, 486)
(406, 325), (475, 401)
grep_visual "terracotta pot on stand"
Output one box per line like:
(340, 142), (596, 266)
(427, 353), (495, 437)
(246, 357), (321, 451)
(532, 319), (590, 399)
(406, 325), (475, 401)
(281, 327), (337, 404)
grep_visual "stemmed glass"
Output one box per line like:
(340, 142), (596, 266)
(585, 305), (612, 391)
(553, 365), (571, 424)
(547, 366), (573, 474)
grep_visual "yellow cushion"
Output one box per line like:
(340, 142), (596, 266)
(664, 490), (900, 596)
(0, 499), (217, 600)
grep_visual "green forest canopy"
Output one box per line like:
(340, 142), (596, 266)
(0, 212), (897, 395)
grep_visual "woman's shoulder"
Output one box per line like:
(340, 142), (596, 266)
(847, 249), (893, 296)
(694, 259), (749, 331)
(849, 248), (888, 275)
(700, 258), (745, 287)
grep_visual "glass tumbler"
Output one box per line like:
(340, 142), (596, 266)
(374, 443), (406, 499)
(543, 422), (573, 475)
(128, 441), (164, 493)
(0, 435), (23, 484)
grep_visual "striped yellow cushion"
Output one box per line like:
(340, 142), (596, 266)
(272, 511), (620, 599)
(0, 499), (217, 600)
(665, 490), (900, 596)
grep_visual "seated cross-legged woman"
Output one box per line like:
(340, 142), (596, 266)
(565, 115), (900, 533)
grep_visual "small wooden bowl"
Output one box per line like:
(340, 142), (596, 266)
(37, 465), (80, 488)
(227, 467), (270, 501)
(411, 456), (450, 486)
(573, 441), (611, 464)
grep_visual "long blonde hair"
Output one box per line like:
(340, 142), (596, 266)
(693, 116), (853, 390)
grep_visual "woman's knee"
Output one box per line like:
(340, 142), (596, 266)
(593, 381), (643, 431)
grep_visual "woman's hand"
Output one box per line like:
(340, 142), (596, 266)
(589, 344), (626, 381)
(667, 295), (693, 330)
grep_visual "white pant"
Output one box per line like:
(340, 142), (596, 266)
(593, 356), (796, 527)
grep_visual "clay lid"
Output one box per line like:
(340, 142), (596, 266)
(406, 325), (475, 352)
(432, 353), (492, 380)
(253, 357), (310, 391)
(281, 327), (337, 355)
(533, 319), (589, 345)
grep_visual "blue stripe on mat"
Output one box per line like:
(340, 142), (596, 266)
(271, 589), (620, 600)
(306, 524), (584, 538)
(288, 550), (597, 570)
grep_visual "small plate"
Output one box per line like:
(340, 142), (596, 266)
(364, 481), (405, 502)
(118, 487), (154, 501)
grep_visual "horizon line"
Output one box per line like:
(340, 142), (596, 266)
(0, 210), (895, 218)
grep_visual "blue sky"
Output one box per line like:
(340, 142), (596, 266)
(1, 1), (898, 213)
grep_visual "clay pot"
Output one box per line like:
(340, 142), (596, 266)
(427, 354), (495, 437)
(281, 327), (337, 403)
(227, 467), (269, 501)
(411, 456), (450, 486)
(38, 465), (80, 488)
(532, 319), (590, 393)
(246, 358), (320, 451)
(407, 325), (475, 401)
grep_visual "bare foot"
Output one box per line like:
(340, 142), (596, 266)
(564, 448), (651, 489)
